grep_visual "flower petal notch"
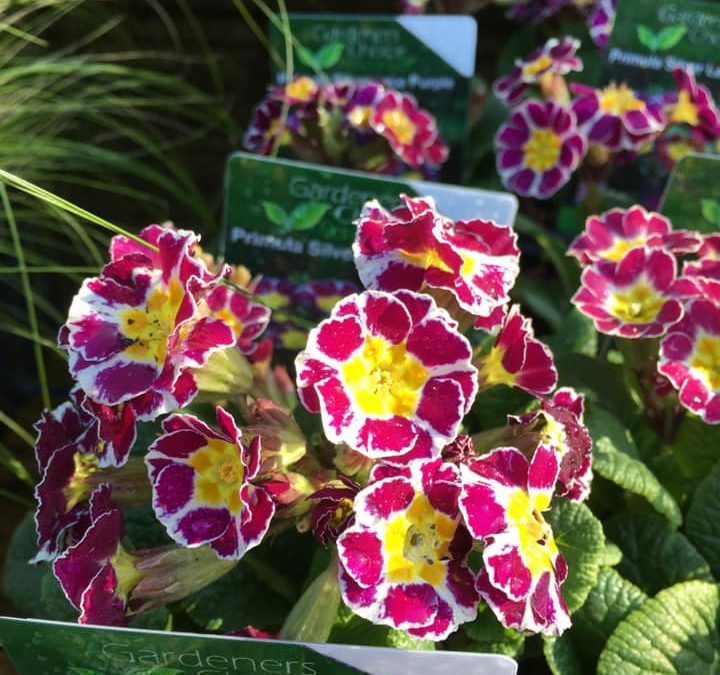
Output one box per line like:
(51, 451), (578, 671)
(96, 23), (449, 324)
(61, 225), (235, 419)
(337, 459), (479, 640)
(495, 100), (587, 199)
(459, 445), (571, 636)
(476, 305), (558, 397)
(354, 195), (520, 324)
(572, 247), (694, 338)
(296, 290), (478, 465)
(568, 206), (701, 265)
(145, 406), (275, 559)
(659, 299), (720, 424)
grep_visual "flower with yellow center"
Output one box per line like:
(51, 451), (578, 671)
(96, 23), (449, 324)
(285, 76), (318, 102)
(609, 281), (665, 324)
(189, 437), (245, 513)
(690, 333), (720, 392)
(669, 90), (700, 126)
(381, 108), (416, 145)
(598, 83), (646, 115)
(522, 128), (563, 174)
(522, 54), (553, 80)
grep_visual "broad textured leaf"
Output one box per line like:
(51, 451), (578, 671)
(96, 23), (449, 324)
(290, 202), (330, 230)
(544, 635), (584, 675)
(702, 199), (720, 227)
(124, 504), (173, 550)
(605, 512), (712, 595)
(572, 568), (647, 661)
(655, 25), (687, 50)
(588, 406), (681, 527)
(262, 201), (288, 228)
(463, 603), (525, 657)
(671, 415), (720, 480)
(314, 43), (345, 68)
(546, 500), (606, 612)
(598, 542), (623, 567)
(686, 462), (720, 577)
(547, 309), (598, 358)
(598, 581), (720, 675)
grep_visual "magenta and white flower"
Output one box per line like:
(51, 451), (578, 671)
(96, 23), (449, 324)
(510, 388), (593, 502)
(571, 82), (666, 152)
(476, 305), (558, 397)
(588, 0), (617, 49)
(354, 195), (520, 323)
(205, 285), (271, 352)
(460, 445), (571, 636)
(666, 68), (720, 141)
(61, 225), (235, 419)
(496, 100), (586, 199)
(145, 407), (275, 560)
(568, 206), (701, 265)
(659, 299), (720, 424)
(308, 476), (359, 547)
(243, 98), (287, 155)
(572, 247), (695, 338)
(296, 290), (478, 465)
(295, 279), (360, 316)
(337, 459), (479, 640)
(494, 37), (582, 107)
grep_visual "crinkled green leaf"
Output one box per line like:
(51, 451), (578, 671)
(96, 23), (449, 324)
(546, 500), (606, 612)
(588, 406), (681, 527)
(463, 603), (525, 658)
(544, 634), (584, 675)
(546, 309), (598, 358)
(598, 542), (623, 567)
(671, 415), (720, 480)
(572, 568), (647, 662)
(598, 581), (720, 675)
(605, 513), (712, 595)
(686, 461), (720, 577)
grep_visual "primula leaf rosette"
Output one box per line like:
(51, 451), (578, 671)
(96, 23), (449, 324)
(337, 458), (479, 640)
(572, 247), (695, 338)
(61, 225), (235, 419)
(354, 195), (519, 324)
(659, 299), (720, 424)
(296, 290), (478, 465)
(460, 445), (571, 636)
(496, 100), (586, 199)
(145, 407), (275, 559)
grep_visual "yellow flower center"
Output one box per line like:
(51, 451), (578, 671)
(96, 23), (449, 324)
(601, 237), (646, 262)
(189, 437), (245, 513)
(598, 83), (646, 115)
(523, 128), (562, 173)
(330, 498), (355, 528)
(285, 76), (317, 102)
(120, 278), (184, 365)
(384, 494), (458, 587)
(400, 246), (453, 273)
(214, 308), (245, 339)
(479, 345), (515, 388)
(348, 106), (373, 129)
(669, 90), (700, 126)
(111, 546), (142, 602)
(382, 108), (416, 145)
(342, 335), (429, 417)
(506, 489), (557, 577)
(522, 54), (553, 79)
(690, 333), (720, 391)
(609, 282), (665, 324)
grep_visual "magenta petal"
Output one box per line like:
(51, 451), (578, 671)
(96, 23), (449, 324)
(383, 583), (438, 628)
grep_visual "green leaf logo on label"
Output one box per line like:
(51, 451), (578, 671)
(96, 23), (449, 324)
(702, 198), (720, 228)
(297, 42), (345, 70)
(290, 202), (331, 230)
(637, 24), (687, 52)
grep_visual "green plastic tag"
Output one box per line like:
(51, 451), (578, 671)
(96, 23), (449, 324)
(605, 0), (720, 96)
(222, 152), (517, 281)
(269, 14), (477, 180)
(0, 616), (518, 675)
(661, 152), (720, 231)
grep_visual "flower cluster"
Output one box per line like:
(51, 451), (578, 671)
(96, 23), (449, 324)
(569, 205), (720, 425)
(244, 77), (448, 177)
(34, 196), (589, 642)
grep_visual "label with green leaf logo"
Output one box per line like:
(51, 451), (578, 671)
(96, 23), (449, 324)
(269, 14), (477, 180)
(661, 153), (720, 231)
(605, 0), (720, 96)
(0, 616), (517, 675)
(222, 153), (517, 282)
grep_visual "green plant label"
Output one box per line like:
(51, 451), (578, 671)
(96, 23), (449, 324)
(605, 0), (720, 96)
(0, 617), (518, 675)
(222, 152), (517, 281)
(661, 153), (720, 232)
(269, 15), (477, 180)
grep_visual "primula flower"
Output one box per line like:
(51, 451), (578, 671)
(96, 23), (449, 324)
(308, 475), (360, 546)
(568, 206), (701, 265)
(476, 305), (558, 397)
(296, 280), (360, 316)
(146, 407), (275, 560)
(296, 290), (478, 464)
(337, 459), (479, 640)
(254, 277), (295, 310)
(354, 195), (520, 323)
(459, 445), (571, 636)
(370, 90), (448, 170)
(510, 388), (593, 502)
(243, 98), (288, 155)
(666, 68), (720, 140)
(697, 234), (720, 260)
(343, 83), (384, 132)
(205, 285), (271, 352)
(62, 225), (235, 419)
(494, 37), (582, 107)
(495, 100), (586, 199)
(659, 299), (720, 423)
(588, 0), (617, 49)
(571, 82), (666, 152)
(572, 247), (695, 338)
